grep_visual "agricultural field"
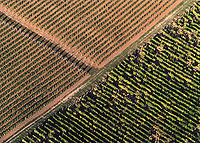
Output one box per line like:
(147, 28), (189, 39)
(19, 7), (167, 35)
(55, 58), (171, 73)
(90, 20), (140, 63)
(0, 0), (183, 68)
(15, 1), (200, 143)
(0, 0), (198, 142)
(0, 13), (91, 141)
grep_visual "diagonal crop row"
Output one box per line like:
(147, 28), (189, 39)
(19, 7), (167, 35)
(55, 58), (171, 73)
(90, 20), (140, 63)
(19, 2), (200, 143)
(0, 14), (91, 138)
(0, 0), (180, 68)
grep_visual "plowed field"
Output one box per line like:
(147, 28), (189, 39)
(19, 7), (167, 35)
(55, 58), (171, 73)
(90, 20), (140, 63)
(0, 13), (90, 140)
(1, 0), (184, 68)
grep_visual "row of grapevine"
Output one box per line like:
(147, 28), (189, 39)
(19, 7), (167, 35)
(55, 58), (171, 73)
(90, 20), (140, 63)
(99, 0), (177, 64)
(19, 1), (200, 142)
(0, 14), (91, 138)
(0, 0), (179, 67)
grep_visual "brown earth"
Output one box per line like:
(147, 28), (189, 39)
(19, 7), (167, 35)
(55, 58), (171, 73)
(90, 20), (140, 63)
(86, 0), (158, 60)
(67, 1), (127, 54)
(0, 14), (91, 142)
(0, 58), (73, 125)
(0, 3), (99, 68)
(0, 0), (183, 69)
(97, 0), (184, 68)
(0, 74), (90, 143)
(1, 68), (87, 134)
(0, 0), (187, 142)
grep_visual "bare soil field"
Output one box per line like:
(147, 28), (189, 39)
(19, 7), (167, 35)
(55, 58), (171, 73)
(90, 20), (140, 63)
(98, 0), (184, 68)
(0, 74), (90, 143)
(0, 3), (98, 67)
(0, 14), (91, 142)
(0, 0), (184, 68)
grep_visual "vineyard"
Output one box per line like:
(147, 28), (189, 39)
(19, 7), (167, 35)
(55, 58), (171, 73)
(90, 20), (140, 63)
(0, 0), (198, 142)
(17, 1), (200, 142)
(0, 13), (91, 139)
(0, 0), (183, 68)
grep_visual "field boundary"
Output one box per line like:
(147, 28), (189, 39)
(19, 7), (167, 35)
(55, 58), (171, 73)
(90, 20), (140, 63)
(96, 0), (184, 68)
(95, 0), (196, 75)
(1, 74), (90, 143)
(0, 13), (94, 143)
(0, 12), (93, 73)
(1, 0), (197, 142)
(0, 3), (99, 68)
